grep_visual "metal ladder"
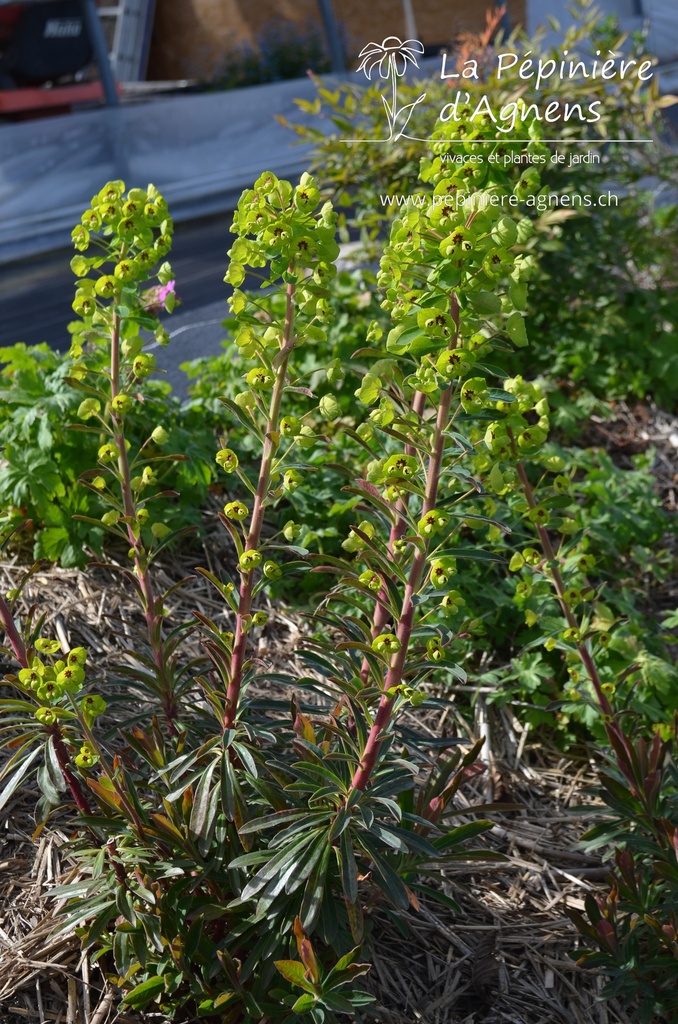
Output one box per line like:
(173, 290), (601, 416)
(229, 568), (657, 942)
(97, 0), (155, 81)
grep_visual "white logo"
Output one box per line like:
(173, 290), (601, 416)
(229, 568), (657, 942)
(356, 37), (427, 141)
(44, 18), (82, 39)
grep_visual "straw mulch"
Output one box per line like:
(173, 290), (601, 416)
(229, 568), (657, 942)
(0, 552), (629, 1024)
(2, 398), (676, 1024)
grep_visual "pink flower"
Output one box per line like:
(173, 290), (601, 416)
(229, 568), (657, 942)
(142, 280), (177, 315)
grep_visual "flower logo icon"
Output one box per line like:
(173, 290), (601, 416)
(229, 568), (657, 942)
(357, 36), (427, 140)
(357, 36), (424, 79)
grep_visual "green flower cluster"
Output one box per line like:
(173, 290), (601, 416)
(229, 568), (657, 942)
(70, 181), (173, 332)
(16, 642), (106, 732)
(68, 182), (179, 559)
(212, 172), (342, 655)
(221, 172), (342, 488)
(341, 113), (548, 629)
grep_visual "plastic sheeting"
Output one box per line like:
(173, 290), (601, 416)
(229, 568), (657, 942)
(645, 0), (678, 64)
(0, 77), (321, 263)
(527, 0), (677, 63)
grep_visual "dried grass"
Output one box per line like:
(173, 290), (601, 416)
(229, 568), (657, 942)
(1, 400), (675, 1023)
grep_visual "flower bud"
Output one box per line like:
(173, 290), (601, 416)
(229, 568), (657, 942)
(297, 425), (316, 449)
(417, 509), (450, 538)
(319, 394), (341, 420)
(283, 520), (301, 541)
(151, 522), (171, 540)
(77, 398), (101, 420)
(238, 549), (262, 572)
(342, 520), (374, 553)
(326, 358), (345, 384)
(151, 425), (169, 445)
(101, 510), (120, 527)
(280, 416), (301, 438)
(234, 391), (256, 411)
(215, 448), (239, 472)
(246, 367), (273, 391)
(372, 633), (401, 655)
(224, 501), (248, 521)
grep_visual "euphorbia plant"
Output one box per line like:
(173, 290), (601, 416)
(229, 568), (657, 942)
(0, 126), (595, 1020)
(211, 169), (340, 730)
(67, 181), (189, 732)
(202, 117), (553, 944)
(305, 115), (548, 800)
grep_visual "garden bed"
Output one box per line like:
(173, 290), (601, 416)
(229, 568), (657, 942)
(4, 416), (674, 1024)
(0, 401), (676, 1023)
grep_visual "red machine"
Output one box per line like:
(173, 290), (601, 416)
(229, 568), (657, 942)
(0, 0), (116, 118)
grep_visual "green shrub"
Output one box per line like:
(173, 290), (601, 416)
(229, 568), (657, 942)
(0, 343), (217, 566)
(0, 119), (565, 1018)
(0, 23), (676, 1015)
(284, 2), (678, 408)
(568, 727), (678, 1023)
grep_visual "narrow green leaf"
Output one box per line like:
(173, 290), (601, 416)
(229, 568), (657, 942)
(339, 829), (358, 904)
(123, 975), (165, 1009)
(0, 745), (41, 812)
(274, 960), (314, 992)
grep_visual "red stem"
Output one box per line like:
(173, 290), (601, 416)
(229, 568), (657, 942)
(359, 389), (427, 686)
(351, 364), (457, 792)
(0, 595), (28, 668)
(50, 724), (92, 815)
(109, 310), (177, 733)
(515, 461), (613, 716)
(223, 271), (296, 729)
(1, 580), (94, 814)
(514, 459), (636, 765)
